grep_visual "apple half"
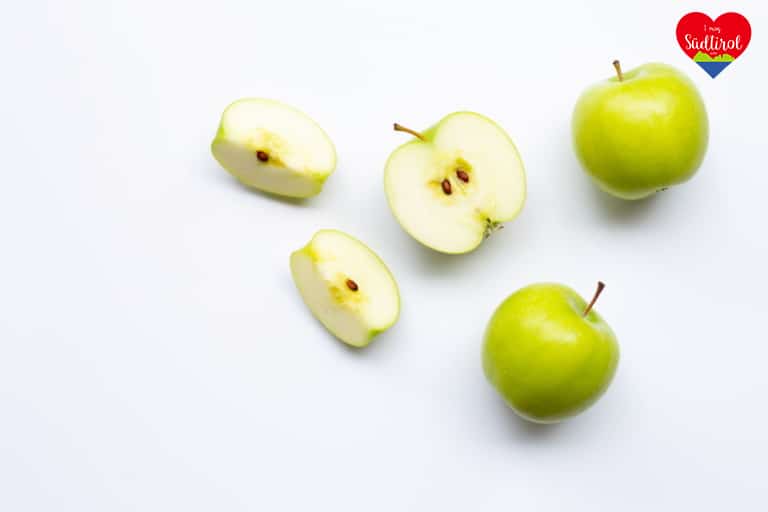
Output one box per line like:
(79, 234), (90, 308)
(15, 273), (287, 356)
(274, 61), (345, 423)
(211, 98), (337, 198)
(384, 112), (526, 254)
(290, 230), (400, 347)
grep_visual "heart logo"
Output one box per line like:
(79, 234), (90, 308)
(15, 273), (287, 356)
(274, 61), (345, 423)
(676, 12), (751, 78)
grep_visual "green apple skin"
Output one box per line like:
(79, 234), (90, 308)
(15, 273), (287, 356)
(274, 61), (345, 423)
(482, 283), (619, 423)
(572, 62), (708, 199)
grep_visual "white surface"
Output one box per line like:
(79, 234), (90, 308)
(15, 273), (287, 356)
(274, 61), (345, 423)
(1, 1), (766, 510)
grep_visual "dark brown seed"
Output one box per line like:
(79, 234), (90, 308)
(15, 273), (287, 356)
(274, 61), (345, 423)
(346, 279), (359, 292)
(456, 169), (469, 183)
(256, 151), (269, 162)
(441, 179), (452, 195)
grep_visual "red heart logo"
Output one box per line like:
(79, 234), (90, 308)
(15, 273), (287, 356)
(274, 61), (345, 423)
(676, 12), (751, 77)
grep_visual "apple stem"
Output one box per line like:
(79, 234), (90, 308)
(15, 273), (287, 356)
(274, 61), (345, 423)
(393, 123), (424, 140)
(583, 281), (606, 317)
(612, 60), (624, 82)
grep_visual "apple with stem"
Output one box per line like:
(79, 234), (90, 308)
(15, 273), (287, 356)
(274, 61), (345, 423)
(483, 282), (619, 423)
(384, 112), (526, 254)
(290, 230), (400, 347)
(212, 98), (337, 198)
(572, 61), (708, 199)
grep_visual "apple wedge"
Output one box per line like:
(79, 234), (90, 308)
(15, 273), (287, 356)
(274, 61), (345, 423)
(290, 230), (400, 347)
(384, 112), (526, 254)
(211, 98), (337, 198)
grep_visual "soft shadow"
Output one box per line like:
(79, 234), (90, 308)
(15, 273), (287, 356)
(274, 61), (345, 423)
(588, 183), (665, 225)
(208, 165), (313, 207)
(332, 321), (402, 360)
(491, 396), (563, 441)
(405, 220), (528, 275)
(407, 239), (475, 273)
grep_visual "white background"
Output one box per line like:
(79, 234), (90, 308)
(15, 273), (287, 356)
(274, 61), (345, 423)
(1, 1), (766, 510)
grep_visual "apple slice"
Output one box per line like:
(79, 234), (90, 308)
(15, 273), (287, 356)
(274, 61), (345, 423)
(290, 230), (400, 347)
(211, 98), (336, 198)
(384, 112), (526, 254)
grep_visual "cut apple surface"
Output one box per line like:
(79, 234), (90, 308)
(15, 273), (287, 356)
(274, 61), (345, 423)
(290, 230), (400, 347)
(384, 112), (526, 254)
(212, 98), (336, 198)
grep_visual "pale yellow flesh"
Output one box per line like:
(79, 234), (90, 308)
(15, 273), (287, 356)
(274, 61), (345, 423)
(385, 112), (526, 254)
(212, 99), (336, 198)
(290, 230), (400, 347)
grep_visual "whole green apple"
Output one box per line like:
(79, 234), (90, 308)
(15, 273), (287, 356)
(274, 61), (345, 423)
(482, 282), (619, 423)
(572, 61), (708, 199)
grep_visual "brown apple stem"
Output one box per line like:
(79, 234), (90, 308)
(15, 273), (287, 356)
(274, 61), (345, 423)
(393, 123), (424, 140)
(612, 60), (624, 82)
(583, 281), (606, 317)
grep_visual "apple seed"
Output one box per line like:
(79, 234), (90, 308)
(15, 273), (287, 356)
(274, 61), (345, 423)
(456, 169), (469, 183)
(345, 279), (359, 292)
(441, 179), (452, 195)
(256, 150), (270, 162)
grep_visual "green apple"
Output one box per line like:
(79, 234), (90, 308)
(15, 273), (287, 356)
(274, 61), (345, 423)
(212, 98), (336, 198)
(572, 61), (708, 199)
(483, 282), (619, 423)
(290, 230), (400, 347)
(384, 112), (526, 254)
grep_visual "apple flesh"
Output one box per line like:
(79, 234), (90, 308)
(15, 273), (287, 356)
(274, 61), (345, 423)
(212, 98), (337, 198)
(572, 61), (708, 199)
(290, 230), (400, 347)
(483, 282), (619, 423)
(384, 112), (526, 254)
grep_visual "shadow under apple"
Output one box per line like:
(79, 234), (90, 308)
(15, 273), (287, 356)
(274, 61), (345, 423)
(488, 394), (563, 441)
(401, 216), (531, 277)
(209, 163), (314, 207)
(584, 178), (668, 226)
